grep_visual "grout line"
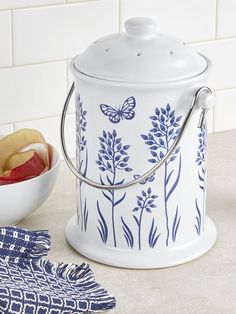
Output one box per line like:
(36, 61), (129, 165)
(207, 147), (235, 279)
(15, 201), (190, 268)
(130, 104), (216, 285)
(0, 122), (15, 127)
(66, 59), (69, 92)
(10, 10), (14, 66)
(0, 58), (69, 70)
(0, 0), (100, 12)
(215, 0), (219, 40)
(118, 0), (122, 32)
(191, 36), (236, 45)
(0, 111), (76, 129)
(13, 112), (74, 126)
(215, 86), (236, 92)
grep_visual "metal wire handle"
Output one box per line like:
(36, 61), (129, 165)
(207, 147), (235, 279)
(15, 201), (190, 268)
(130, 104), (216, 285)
(60, 83), (212, 190)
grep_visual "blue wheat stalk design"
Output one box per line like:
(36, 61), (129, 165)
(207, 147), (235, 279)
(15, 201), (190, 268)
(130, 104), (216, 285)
(149, 218), (161, 248)
(133, 187), (158, 250)
(195, 123), (207, 234)
(96, 130), (132, 247)
(76, 94), (89, 231)
(141, 104), (182, 246)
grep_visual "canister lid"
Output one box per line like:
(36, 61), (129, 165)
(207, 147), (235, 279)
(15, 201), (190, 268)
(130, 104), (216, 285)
(73, 17), (208, 83)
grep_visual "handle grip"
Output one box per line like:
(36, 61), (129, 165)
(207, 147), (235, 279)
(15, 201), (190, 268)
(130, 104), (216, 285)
(60, 84), (212, 190)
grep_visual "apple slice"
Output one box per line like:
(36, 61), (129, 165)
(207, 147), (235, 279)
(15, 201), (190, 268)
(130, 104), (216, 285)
(0, 151), (46, 185)
(0, 128), (49, 176)
(0, 129), (50, 185)
(4, 149), (36, 171)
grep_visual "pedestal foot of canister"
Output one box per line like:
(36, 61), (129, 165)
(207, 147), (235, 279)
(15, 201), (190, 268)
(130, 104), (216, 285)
(66, 214), (217, 269)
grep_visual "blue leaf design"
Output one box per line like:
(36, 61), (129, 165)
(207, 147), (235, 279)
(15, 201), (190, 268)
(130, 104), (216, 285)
(169, 155), (176, 162)
(121, 217), (134, 248)
(115, 178), (125, 185)
(83, 199), (89, 231)
(148, 159), (157, 163)
(149, 218), (161, 248)
(114, 193), (126, 207)
(170, 110), (175, 117)
(166, 154), (182, 201)
(97, 201), (108, 244)
(198, 171), (205, 182)
(102, 191), (112, 203)
(165, 169), (174, 186)
(194, 198), (201, 235)
(155, 108), (160, 116)
(133, 215), (140, 226)
(141, 134), (148, 140)
(141, 104), (182, 247)
(78, 149), (89, 232)
(172, 206), (181, 242)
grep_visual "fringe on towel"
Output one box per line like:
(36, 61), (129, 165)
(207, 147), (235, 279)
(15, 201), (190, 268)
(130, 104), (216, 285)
(32, 259), (116, 312)
(28, 230), (51, 259)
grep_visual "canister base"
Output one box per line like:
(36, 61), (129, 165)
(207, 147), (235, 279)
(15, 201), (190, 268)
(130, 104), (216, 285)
(66, 214), (217, 269)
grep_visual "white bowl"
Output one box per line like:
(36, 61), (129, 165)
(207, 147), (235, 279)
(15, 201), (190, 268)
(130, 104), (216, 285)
(0, 144), (60, 225)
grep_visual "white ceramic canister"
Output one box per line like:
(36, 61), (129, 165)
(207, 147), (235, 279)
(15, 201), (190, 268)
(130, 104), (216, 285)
(61, 17), (217, 268)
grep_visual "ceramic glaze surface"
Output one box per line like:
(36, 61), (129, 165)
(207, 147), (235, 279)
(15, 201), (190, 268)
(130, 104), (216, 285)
(74, 17), (207, 83)
(65, 17), (217, 268)
(66, 73), (217, 268)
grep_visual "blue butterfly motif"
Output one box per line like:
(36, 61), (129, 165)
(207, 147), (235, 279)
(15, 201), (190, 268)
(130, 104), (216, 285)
(100, 97), (136, 124)
(134, 173), (155, 185)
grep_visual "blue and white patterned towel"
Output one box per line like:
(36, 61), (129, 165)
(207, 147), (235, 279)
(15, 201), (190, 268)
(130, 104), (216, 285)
(0, 227), (51, 263)
(0, 227), (116, 314)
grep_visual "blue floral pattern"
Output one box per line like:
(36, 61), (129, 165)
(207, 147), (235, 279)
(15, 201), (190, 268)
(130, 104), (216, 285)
(76, 93), (89, 232)
(141, 104), (182, 246)
(132, 188), (158, 250)
(195, 123), (207, 235)
(96, 130), (133, 247)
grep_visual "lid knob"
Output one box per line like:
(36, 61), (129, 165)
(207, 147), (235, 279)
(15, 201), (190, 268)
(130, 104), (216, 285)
(125, 17), (157, 39)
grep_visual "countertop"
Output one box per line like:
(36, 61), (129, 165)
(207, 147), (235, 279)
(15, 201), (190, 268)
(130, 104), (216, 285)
(19, 130), (236, 314)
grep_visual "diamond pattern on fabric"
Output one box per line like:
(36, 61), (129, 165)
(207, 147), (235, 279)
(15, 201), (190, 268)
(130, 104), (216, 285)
(0, 227), (116, 313)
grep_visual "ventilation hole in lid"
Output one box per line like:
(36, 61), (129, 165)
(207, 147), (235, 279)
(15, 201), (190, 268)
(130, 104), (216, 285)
(105, 48), (110, 52)
(182, 42), (187, 45)
(94, 41), (98, 44)
(137, 52), (142, 56)
(169, 51), (174, 55)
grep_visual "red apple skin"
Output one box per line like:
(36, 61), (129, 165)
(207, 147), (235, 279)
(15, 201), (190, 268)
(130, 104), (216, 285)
(0, 152), (46, 185)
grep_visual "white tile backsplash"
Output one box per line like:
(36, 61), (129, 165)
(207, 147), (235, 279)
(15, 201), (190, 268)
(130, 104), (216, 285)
(0, 0), (65, 10)
(194, 39), (236, 90)
(120, 0), (216, 42)
(0, 0), (235, 157)
(0, 61), (67, 124)
(214, 89), (236, 132)
(0, 11), (12, 67)
(218, 0), (236, 39)
(13, 0), (119, 65)
(0, 123), (14, 136)
(15, 114), (76, 158)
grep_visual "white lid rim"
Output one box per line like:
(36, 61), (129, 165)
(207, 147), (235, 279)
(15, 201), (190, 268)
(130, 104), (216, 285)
(71, 54), (211, 86)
